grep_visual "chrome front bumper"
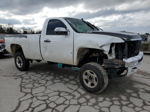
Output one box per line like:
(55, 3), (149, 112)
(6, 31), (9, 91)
(123, 52), (144, 76)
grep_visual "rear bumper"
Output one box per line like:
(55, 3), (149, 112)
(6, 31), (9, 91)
(104, 52), (143, 78)
(123, 52), (143, 76)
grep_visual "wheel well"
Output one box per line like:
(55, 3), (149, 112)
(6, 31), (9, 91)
(10, 44), (23, 55)
(77, 48), (108, 67)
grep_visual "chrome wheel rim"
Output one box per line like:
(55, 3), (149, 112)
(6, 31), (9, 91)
(83, 70), (98, 88)
(16, 56), (23, 68)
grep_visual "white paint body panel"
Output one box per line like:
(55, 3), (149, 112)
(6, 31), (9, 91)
(5, 34), (42, 60)
(73, 33), (124, 65)
(40, 18), (74, 64)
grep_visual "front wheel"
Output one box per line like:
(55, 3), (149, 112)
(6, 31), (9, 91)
(14, 52), (30, 71)
(80, 62), (109, 94)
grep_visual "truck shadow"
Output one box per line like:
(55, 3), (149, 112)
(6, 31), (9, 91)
(0, 54), (12, 59)
(27, 62), (150, 96)
(12, 62), (150, 112)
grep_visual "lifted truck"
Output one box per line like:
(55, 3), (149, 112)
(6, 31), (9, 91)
(5, 17), (143, 93)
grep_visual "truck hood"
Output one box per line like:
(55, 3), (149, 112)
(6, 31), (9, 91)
(91, 31), (142, 41)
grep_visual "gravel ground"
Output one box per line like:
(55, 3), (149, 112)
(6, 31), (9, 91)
(0, 55), (150, 112)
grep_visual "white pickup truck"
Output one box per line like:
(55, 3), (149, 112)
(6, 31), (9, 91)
(5, 17), (143, 93)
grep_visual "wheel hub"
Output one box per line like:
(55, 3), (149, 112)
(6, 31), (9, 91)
(16, 56), (23, 68)
(83, 70), (98, 88)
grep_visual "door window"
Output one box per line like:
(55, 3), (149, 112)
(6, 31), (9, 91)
(46, 19), (67, 35)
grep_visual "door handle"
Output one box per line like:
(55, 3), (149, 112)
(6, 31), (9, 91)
(44, 39), (51, 43)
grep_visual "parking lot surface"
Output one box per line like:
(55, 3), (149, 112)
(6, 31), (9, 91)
(0, 55), (150, 112)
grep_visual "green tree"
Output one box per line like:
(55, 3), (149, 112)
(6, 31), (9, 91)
(0, 25), (6, 33)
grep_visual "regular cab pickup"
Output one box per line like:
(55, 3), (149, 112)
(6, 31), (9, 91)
(5, 17), (143, 93)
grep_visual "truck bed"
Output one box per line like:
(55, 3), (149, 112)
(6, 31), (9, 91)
(5, 34), (43, 60)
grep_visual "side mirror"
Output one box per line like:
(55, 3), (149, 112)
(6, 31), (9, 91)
(54, 27), (68, 35)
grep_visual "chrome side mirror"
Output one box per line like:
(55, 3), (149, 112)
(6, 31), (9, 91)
(54, 27), (68, 35)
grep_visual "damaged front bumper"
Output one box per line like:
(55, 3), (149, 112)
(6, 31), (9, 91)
(123, 52), (143, 76)
(104, 52), (143, 78)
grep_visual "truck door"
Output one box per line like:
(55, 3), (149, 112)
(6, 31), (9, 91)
(41, 19), (74, 65)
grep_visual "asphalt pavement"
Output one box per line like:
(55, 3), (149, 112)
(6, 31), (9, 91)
(0, 55), (150, 112)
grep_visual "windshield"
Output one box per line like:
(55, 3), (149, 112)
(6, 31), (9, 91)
(65, 18), (99, 33)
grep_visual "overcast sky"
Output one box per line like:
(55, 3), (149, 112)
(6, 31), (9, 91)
(0, 0), (150, 33)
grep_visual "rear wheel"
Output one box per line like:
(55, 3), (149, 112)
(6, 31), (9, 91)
(14, 52), (30, 71)
(80, 62), (109, 93)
